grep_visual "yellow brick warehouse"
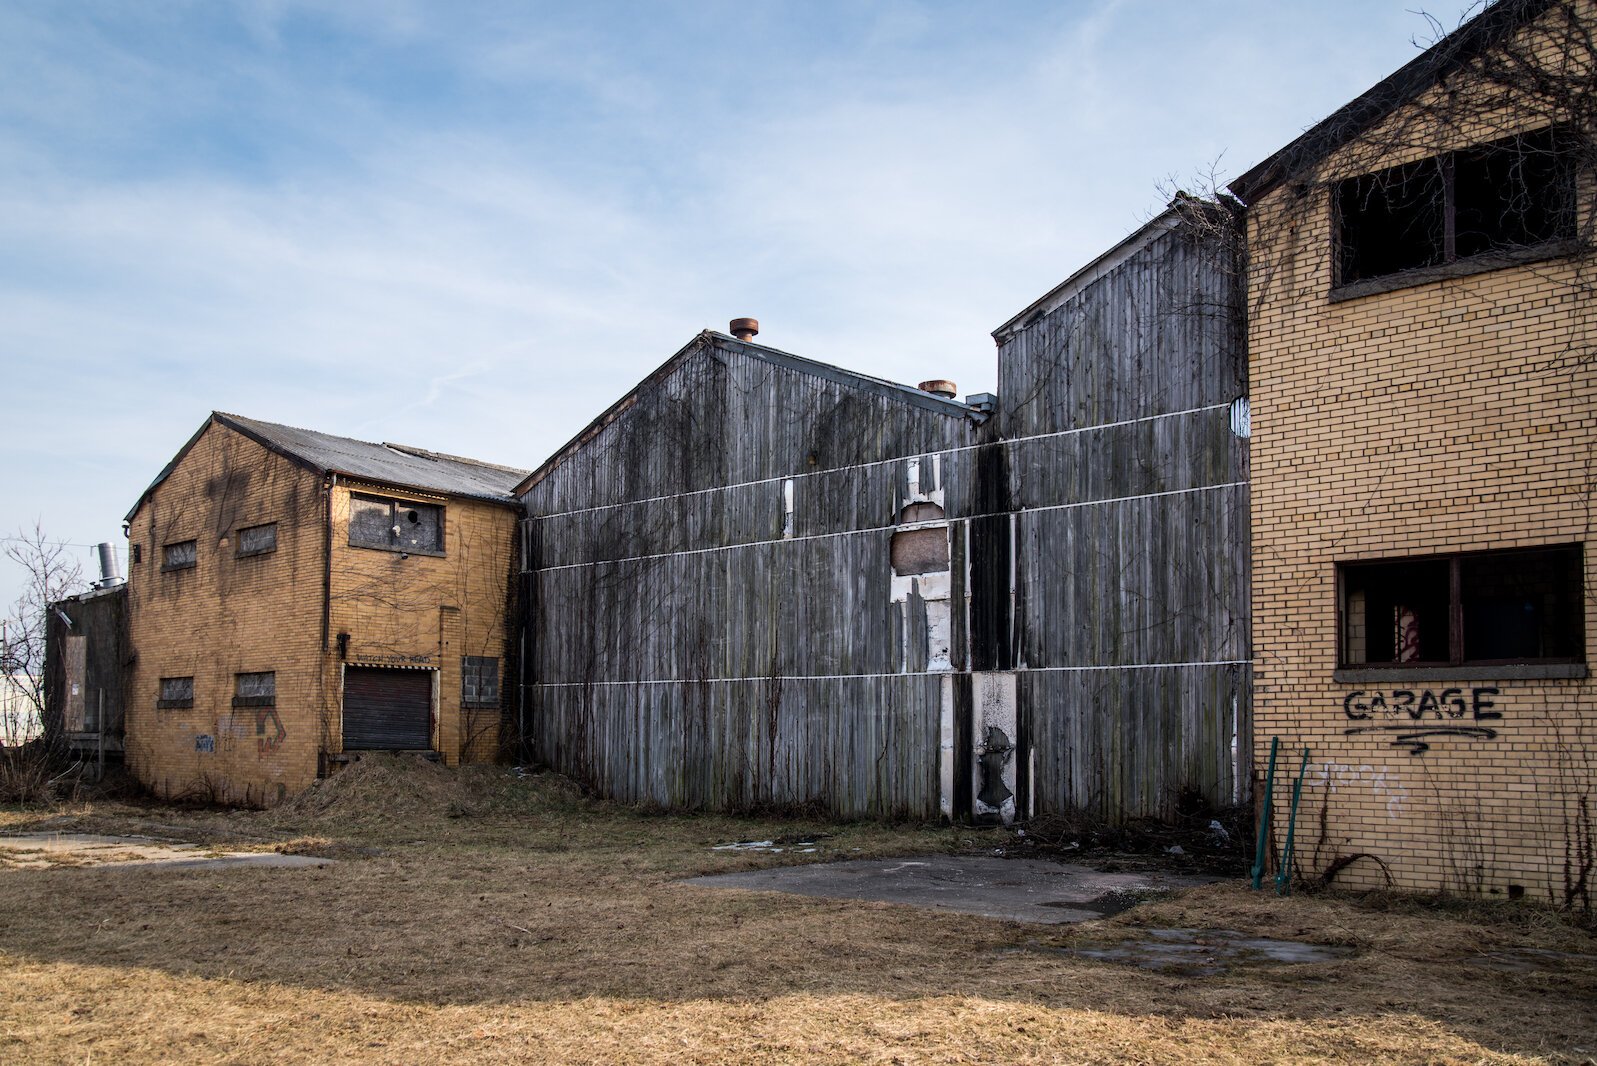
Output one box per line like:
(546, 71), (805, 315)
(1234, 0), (1596, 899)
(124, 413), (524, 804)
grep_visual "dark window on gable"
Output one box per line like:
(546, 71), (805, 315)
(462, 656), (499, 708)
(1340, 545), (1584, 668)
(161, 540), (197, 572)
(349, 494), (444, 554)
(233, 671), (276, 708)
(237, 522), (277, 557)
(1336, 127), (1575, 286)
(157, 676), (194, 709)
(131, 544), (142, 565)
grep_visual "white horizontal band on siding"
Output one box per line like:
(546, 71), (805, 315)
(534, 480), (1248, 574)
(533, 660), (1252, 688)
(529, 401), (1232, 522)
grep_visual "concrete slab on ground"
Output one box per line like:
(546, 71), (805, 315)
(0, 833), (331, 871)
(684, 855), (1216, 924)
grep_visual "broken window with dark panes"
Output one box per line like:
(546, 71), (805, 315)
(236, 522), (277, 557)
(161, 539), (197, 571)
(233, 671), (276, 707)
(462, 656), (499, 707)
(157, 676), (194, 709)
(1336, 127), (1575, 286)
(1340, 545), (1584, 668)
(349, 494), (444, 554)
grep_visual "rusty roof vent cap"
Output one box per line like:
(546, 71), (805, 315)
(729, 317), (759, 342)
(918, 379), (958, 399)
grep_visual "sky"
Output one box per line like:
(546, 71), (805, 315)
(0, 0), (1481, 610)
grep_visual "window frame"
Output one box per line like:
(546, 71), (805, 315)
(157, 676), (194, 710)
(461, 655), (500, 709)
(1334, 545), (1588, 682)
(161, 539), (197, 573)
(236, 522), (278, 558)
(232, 671), (276, 708)
(347, 492), (447, 557)
(1329, 126), (1579, 301)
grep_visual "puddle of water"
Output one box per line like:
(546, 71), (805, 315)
(1039, 928), (1357, 976)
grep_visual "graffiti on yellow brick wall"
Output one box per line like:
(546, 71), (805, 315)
(256, 708), (286, 755)
(1309, 761), (1408, 820)
(1341, 687), (1501, 755)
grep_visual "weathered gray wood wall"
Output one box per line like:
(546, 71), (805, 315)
(522, 203), (1250, 824)
(522, 335), (977, 817)
(989, 204), (1251, 819)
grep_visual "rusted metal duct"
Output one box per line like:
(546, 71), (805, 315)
(729, 318), (759, 342)
(918, 379), (957, 399)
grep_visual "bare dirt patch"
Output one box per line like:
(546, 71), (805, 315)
(1, 755), (1593, 1064)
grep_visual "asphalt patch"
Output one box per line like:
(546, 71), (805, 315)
(684, 854), (1215, 924)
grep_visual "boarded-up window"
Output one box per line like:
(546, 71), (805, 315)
(349, 494), (444, 554)
(462, 656), (499, 708)
(158, 676), (194, 709)
(237, 522), (277, 557)
(233, 671), (276, 707)
(162, 540), (197, 571)
(891, 503), (949, 576)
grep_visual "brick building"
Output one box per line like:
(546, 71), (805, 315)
(1231, 0), (1594, 899)
(123, 412), (526, 804)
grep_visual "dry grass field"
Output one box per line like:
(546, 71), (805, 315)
(1, 756), (1593, 1065)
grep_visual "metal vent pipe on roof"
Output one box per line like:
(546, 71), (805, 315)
(95, 542), (123, 588)
(729, 318), (759, 342)
(918, 379), (958, 399)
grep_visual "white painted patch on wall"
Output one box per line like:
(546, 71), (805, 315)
(971, 671), (1019, 825)
(782, 478), (795, 539)
(939, 676), (955, 820)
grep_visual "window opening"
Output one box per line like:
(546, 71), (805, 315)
(462, 656), (500, 708)
(157, 676), (194, 709)
(161, 540), (197, 572)
(349, 494), (444, 554)
(237, 522), (277, 557)
(1340, 545), (1584, 668)
(233, 671), (276, 708)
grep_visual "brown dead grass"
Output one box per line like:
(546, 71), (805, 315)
(2, 755), (1594, 1064)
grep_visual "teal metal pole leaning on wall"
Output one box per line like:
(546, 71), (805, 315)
(1275, 747), (1311, 896)
(1251, 736), (1280, 890)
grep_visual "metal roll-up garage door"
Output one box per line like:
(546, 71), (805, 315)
(343, 666), (433, 750)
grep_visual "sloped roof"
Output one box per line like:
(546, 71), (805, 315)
(126, 412), (530, 521)
(515, 330), (975, 496)
(1229, 0), (1554, 204)
(991, 196), (1233, 341)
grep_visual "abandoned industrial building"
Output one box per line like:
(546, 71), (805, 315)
(121, 412), (527, 804)
(1233, 0), (1595, 900)
(48, 0), (1590, 903)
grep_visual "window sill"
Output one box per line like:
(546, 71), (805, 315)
(348, 542), (446, 559)
(160, 563), (196, 573)
(462, 701), (500, 710)
(1328, 240), (1581, 303)
(156, 699), (193, 709)
(232, 695), (276, 708)
(236, 548), (276, 559)
(1334, 663), (1587, 683)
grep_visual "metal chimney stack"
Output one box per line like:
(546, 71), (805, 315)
(95, 542), (124, 589)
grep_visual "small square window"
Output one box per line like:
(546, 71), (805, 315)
(157, 676), (194, 709)
(233, 671), (276, 708)
(162, 540), (197, 572)
(237, 522), (277, 557)
(462, 656), (499, 708)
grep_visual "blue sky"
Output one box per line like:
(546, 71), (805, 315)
(1, 0), (1476, 608)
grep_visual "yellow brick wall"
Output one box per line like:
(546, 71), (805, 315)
(125, 423), (327, 804)
(323, 479), (518, 768)
(126, 423), (519, 805)
(1246, 8), (1597, 898)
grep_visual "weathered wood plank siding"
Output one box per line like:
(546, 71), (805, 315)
(522, 335), (977, 817)
(989, 205), (1251, 819)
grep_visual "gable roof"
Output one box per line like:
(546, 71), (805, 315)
(1229, 0), (1554, 204)
(991, 196), (1233, 342)
(126, 412), (530, 521)
(515, 330), (975, 496)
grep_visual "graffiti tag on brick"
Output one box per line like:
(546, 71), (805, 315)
(1341, 687), (1500, 755)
